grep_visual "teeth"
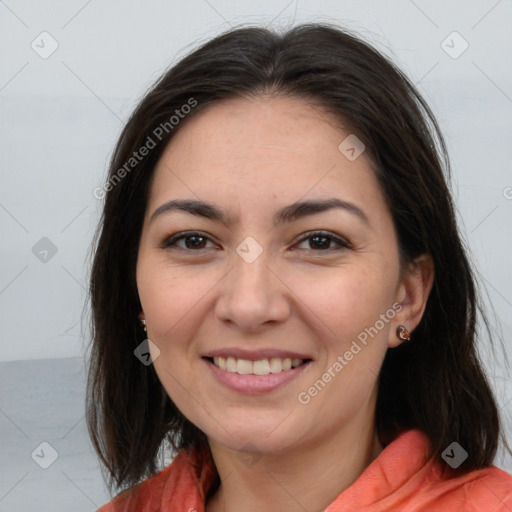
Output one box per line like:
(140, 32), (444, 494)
(212, 357), (305, 375)
(226, 357), (237, 372)
(253, 359), (271, 375)
(236, 359), (252, 375)
(269, 357), (283, 373)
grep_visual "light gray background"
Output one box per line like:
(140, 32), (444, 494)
(1, 0), (511, 510)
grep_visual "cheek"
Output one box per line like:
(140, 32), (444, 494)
(287, 266), (393, 343)
(137, 259), (214, 341)
(137, 266), (206, 407)
(297, 271), (392, 410)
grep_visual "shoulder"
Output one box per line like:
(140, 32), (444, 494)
(422, 463), (512, 511)
(96, 449), (209, 512)
(95, 462), (174, 512)
(390, 429), (512, 510)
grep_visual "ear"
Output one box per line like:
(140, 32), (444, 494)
(389, 253), (434, 348)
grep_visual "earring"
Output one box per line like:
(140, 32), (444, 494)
(138, 313), (147, 332)
(396, 325), (411, 342)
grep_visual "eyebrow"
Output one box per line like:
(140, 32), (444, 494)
(149, 197), (370, 227)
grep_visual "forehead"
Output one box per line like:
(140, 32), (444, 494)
(147, 95), (386, 222)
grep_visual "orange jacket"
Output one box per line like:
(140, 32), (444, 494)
(97, 429), (512, 511)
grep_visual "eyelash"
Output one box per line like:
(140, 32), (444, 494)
(159, 230), (353, 253)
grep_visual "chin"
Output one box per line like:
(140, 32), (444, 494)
(202, 413), (309, 455)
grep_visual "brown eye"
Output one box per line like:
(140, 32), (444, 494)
(160, 231), (217, 251)
(294, 231), (352, 252)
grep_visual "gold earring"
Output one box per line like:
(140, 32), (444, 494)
(396, 325), (411, 342)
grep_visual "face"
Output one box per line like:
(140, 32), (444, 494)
(136, 95), (409, 455)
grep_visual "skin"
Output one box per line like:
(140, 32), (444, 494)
(136, 95), (434, 512)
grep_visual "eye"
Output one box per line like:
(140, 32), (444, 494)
(160, 230), (352, 253)
(293, 231), (352, 252)
(160, 231), (218, 251)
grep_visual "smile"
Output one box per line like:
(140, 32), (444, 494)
(203, 356), (312, 394)
(210, 356), (306, 375)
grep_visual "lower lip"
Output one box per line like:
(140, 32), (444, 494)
(204, 358), (312, 394)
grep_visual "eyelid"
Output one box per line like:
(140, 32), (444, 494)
(159, 231), (218, 250)
(160, 229), (352, 253)
(293, 230), (353, 251)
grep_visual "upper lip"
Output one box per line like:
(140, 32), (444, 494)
(202, 348), (313, 361)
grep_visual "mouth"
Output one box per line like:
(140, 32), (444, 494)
(202, 354), (313, 394)
(203, 356), (311, 376)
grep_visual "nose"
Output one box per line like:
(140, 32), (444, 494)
(214, 245), (291, 332)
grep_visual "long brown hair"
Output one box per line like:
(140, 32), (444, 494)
(86, 22), (511, 494)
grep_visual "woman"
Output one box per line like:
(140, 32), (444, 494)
(87, 23), (512, 511)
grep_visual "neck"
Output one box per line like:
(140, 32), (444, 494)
(205, 408), (384, 512)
